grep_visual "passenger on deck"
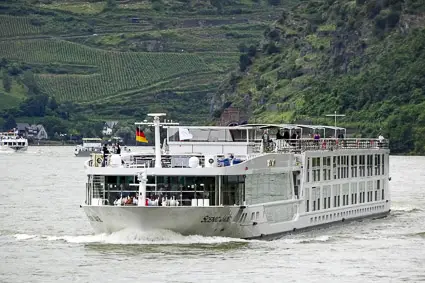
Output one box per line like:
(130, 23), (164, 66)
(102, 144), (109, 167)
(378, 133), (385, 148)
(276, 130), (284, 139)
(290, 132), (297, 146)
(313, 132), (320, 148)
(116, 144), (121, 155)
(114, 194), (122, 206)
(283, 131), (290, 140)
(125, 196), (133, 205)
(133, 195), (138, 205)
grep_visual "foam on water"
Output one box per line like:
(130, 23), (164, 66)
(279, 235), (333, 244)
(14, 234), (38, 240)
(14, 228), (251, 245)
(391, 205), (422, 213)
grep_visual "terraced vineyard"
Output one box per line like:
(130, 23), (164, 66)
(0, 16), (42, 38)
(0, 39), (208, 101)
(0, 0), (287, 122)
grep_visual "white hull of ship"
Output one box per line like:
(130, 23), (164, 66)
(82, 201), (391, 239)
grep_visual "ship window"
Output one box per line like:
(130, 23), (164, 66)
(251, 212), (255, 221)
(242, 213), (247, 222)
(312, 157), (320, 182)
(359, 155), (365, 177)
(222, 176), (245, 206)
(324, 197), (327, 209)
(310, 218), (313, 223)
(337, 195), (340, 207)
(375, 190), (378, 201)
(317, 198), (320, 210)
(382, 189), (385, 200)
(306, 200), (310, 212)
(256, 211), (259, 219)
(307, 158), (310, 182)
(375, 154), (381, 175)
(313, 200), (316, 211)
(381, 154), (385, 175)
(327, 197), (330, 209)
(333, 156), (337, 179)
(367, 155), (373, 176)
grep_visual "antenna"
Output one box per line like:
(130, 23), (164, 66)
(325, 111), (345, 137)
(135, 113), (179, 168)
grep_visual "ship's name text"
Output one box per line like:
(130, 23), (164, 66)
(201, 215), (231, 223)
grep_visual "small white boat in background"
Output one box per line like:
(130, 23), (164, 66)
(74, 138), (103, 157)
(0, 132), (28, 151)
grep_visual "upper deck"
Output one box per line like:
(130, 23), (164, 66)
(86, 115), (389, 169)
(163, 124), (388, 156)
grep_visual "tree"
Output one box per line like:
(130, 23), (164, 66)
(114, 126), (134, 145)
(22, 70), (39, 95)
(48, 97), (58, 111)
(40, 116), (68, 138)
(239, 54), (252, 72)
(210, 0), (224, 13)
(3, 115), (16, 131)
(2, 70), (11, 92)
(0, 58), (7, 68)
(107, 0), (117, 9)
(19, 94), (49, 117)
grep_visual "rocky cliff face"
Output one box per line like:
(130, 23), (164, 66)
(213, 0), (425, 154)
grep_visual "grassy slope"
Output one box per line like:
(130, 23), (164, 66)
(0, 0), (287, 123)
(216, 0), (425, 153)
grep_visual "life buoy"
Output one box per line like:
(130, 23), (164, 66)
(208, 158), (214, 164)
(97, 157), (103, 165)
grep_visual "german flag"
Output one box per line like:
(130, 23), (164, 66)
(136, 127), (148, 143)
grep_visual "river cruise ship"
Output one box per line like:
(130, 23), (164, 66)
(0, 132), (28, 151)
(81, 113), (391, 239)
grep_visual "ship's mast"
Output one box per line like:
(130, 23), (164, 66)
(135, 113), (178, 168)
(325, 111), (345, 138)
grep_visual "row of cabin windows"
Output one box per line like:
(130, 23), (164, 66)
(309, 205), (386, 223)
(308, 154), (386, 182)
(305, 180), (385, 212)
(2, 141), (26, 146)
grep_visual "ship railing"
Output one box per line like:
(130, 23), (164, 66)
(270, 138), (389, 152)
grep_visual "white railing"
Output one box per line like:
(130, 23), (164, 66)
(272, 138), (389, 152)
(88, 138), (389, 168)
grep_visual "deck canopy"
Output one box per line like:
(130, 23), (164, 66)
(164, 126), (259, 142)
(164, 123), (347, 142)
(296, 124), (346, 138)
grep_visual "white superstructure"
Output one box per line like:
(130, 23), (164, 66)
(0, 132), (28, 151)
(81, 113), (391, 239)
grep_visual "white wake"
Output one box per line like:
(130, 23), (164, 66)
(14, 228), (251, 245)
